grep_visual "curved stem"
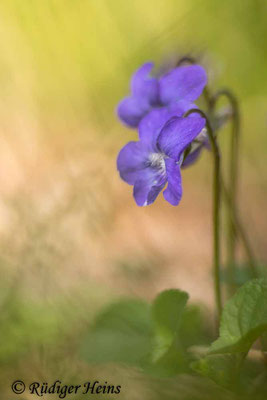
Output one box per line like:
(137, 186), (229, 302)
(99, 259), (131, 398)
(176, 56), (197, 67)
(211, 90), (243, 293)
(221, 181), (258, 277)
(184, 109), (223, 320)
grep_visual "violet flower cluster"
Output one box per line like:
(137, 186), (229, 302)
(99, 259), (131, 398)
(116, 61), (208, 206)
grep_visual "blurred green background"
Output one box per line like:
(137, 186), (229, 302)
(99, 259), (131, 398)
(0, 0), (266, 398)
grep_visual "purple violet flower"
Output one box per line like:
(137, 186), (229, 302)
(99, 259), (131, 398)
(117, 110), (206, 206)
(117, 62), (207, 128)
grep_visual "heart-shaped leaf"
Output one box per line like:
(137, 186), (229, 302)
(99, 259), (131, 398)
(210, 279), (267, 354)
(151, 289), (189, 360)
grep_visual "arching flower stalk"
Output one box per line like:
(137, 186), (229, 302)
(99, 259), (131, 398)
(176, 56), (258, 293)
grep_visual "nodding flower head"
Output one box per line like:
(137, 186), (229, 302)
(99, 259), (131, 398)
(117, 62), (207, 128)
(117, 109), (206, 206)
(182, 106), (233, 169)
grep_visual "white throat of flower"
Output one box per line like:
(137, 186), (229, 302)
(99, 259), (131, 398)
(148, 152), (166, 173)
(148, 151), (184, 172)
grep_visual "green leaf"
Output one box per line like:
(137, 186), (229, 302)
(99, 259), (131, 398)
(179, 305), (212, 349)
(152, 289), (189, 343)
(151, 289), (189, 360)
(81, 289), (205, 376)
(192, 354), (242, 388)
(81, 289), (192, 376)
(147, 289), (191, 375)
(80, 299), (153, 366)
(210, 279), (267, 354)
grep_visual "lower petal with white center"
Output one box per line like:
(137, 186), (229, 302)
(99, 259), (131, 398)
(163, 158), (183, 206)
(133, 165), (167, 206)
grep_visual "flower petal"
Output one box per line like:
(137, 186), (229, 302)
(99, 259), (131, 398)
(163, 158), (183, 206)
(168, 100), (198, 116)
(117, 141), (149, 184)
(157, 116), (206, 160)
(138, 101), (197, 149)
(133, 163), (167, 206)
(159, 65), (207, 104)
(133, 179), (165, 206)
(117, 97), (149, 128)
(181, 145), (203, 168)
(131, 62), (159, 105)
(138, 108), (173, 150)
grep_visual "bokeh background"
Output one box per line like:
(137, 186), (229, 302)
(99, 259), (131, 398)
(0, 0), (267, 398)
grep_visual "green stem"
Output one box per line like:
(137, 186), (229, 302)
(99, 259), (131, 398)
(178, 56), (257, 304)
(210, 90), (240, 295)
(221, 181), (258, 277)
(184, 109), (223, 320)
